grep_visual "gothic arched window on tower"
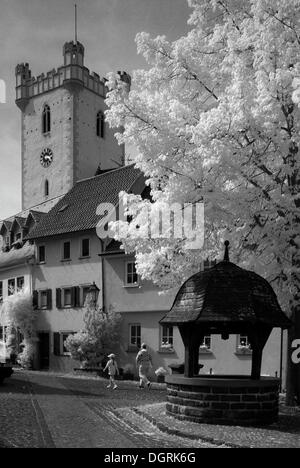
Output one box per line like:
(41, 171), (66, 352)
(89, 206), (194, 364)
(44, 179), (49, 197)
(42, 104), (51, 134)
(96, 111), (105, 138)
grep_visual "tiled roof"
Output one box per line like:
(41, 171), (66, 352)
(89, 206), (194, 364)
(13, 216), (27, 228)
(0, 220), (12, 235)
(26, 165), (143, 240)
(160, 261), (291, 328)
(28, 210), (47, 224)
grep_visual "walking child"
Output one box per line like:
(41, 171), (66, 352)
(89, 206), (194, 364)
(103, 353), (119, 390)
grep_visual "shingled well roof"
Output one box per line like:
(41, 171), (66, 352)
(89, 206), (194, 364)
(161, 261), (290, 328)
(26, 165), (143, 240)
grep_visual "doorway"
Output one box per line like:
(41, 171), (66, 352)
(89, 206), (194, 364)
(38, 332), (50, 369)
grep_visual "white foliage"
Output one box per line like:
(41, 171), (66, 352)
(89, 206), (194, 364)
(106, 0), (300, 312)
(1, 289), (37, 367)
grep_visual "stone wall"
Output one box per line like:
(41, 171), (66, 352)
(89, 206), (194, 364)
(22, 87), (73, 209)
(166, 376), (279, 426)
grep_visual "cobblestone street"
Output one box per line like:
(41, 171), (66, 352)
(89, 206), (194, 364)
(0, 370), (214, 448)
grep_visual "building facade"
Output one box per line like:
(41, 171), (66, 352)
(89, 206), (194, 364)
(0, 40), (288, 386)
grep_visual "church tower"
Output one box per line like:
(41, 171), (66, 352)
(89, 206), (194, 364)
(15, 42), (130, 210)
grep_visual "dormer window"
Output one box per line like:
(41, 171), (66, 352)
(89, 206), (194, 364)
(96, 111), (105, 138)
(42, 104), (51, 134)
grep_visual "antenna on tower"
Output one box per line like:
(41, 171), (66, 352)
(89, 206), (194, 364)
(75, 3), (78, 43)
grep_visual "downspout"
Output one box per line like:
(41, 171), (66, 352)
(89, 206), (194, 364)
(280, 328), (283, 392)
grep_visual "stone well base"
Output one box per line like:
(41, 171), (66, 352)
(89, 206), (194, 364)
(165, 375), (280, 426)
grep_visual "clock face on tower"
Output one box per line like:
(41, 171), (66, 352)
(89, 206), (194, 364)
(40, 148), (53, 168)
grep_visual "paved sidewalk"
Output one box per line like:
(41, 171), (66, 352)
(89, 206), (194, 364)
(116, 401), (300, 448)
(70, 372), (300, 448)
(2, 369), (299, 448)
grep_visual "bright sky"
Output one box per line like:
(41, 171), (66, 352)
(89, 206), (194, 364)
(0, 0), (191, 220)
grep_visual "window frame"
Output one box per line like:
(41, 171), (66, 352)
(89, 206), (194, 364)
(199, 335), (213, 354)
(236, 334), (252, 355)
(56, 287), (79, 309)
(80, 238), (90, 259)
(238, 335), (250, 348)
(44, 179), (49, 197)
(124, 260), (139, 287)
(160, 324), (174, 351)
(16, 276), (25, 291)
(63, 287), (72, 308)
(40, 290), (48, 309)
(37, 289), (52, 310)
(62, 240), (72, 261)
(38, 244), (46, 264)
(96, 110), (105, 138)
(61, 331), (75, 356)
(8, 278), (16, 296)
(129, 323), (141, 350)
(42, 104), (51, 134)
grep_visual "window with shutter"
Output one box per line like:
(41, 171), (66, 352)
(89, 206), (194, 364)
(56, 288), (62, 309)
(71, 287), (76, 307)
(47, 289), (52, 309)
(40, 290), (48, 309)
(74, 286), (80, 307)
(32, 290), (38, 310)
(53, 332), (61, 356)
(64, 288), (72, 307)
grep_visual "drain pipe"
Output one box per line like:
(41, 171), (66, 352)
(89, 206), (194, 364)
(279, 328), (283, 392)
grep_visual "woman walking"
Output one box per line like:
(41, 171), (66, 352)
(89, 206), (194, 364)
(103, 353), (119, 390)
(136, 343), (152, 389)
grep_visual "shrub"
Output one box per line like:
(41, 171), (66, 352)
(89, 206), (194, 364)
(65, 304), (122, 366)
(1, 289), (37, 369)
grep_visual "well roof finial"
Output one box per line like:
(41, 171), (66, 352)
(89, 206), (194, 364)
(224, 240), (230, 262)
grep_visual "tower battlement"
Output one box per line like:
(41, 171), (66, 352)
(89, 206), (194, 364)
(16, 63), (106, 108)
(15, 41), (131, 109)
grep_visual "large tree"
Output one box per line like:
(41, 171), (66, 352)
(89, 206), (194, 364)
(106, 0), (300, 404)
